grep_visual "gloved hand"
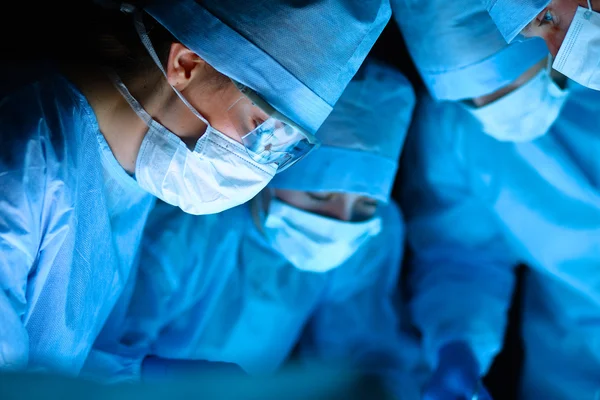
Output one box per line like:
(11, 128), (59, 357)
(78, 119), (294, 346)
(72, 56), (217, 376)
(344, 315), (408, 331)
(142, 356), (246, 382)
(422, 341), (492, 400)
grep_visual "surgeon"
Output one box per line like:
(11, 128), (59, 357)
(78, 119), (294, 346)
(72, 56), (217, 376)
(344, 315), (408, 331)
(0, 0), (390, 375)
(486, 0), (600, 90)
(82, 59), (426, 398)
(393, 0), (571, 397)
(392, 0), (559, 143)
(400, 44), (600, 398)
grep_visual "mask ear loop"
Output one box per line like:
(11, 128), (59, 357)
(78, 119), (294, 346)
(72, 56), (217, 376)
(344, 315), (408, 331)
(120, 3), (212, 128)
(586, 0), (593, 18)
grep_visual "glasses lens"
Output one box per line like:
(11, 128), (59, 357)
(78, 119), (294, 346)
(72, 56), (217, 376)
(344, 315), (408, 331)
(226, 82), (319, 171)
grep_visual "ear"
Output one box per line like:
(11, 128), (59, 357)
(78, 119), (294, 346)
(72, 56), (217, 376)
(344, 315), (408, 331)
(165, 42), (206, 90)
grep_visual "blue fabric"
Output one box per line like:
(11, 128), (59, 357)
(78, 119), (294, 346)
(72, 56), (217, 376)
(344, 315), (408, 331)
(422, 342), (492, 400)
(271, 60), (414, 202)
(401, 82), (600, 398)
(485, 0), (551, 42)
(0, 73), (155, 374)
(145, 0), (391, 134)
(392, 0), (548, 100)
(83, 200), (426, 398)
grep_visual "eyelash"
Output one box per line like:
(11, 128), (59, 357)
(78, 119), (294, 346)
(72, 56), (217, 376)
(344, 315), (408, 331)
(538, 10), (554, 26)
(308, 193), (333, 202)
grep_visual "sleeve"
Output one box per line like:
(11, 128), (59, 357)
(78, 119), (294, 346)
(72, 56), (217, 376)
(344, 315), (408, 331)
(81, 203), (196, 383)
(0, 91), (51, 370)
(298, 203), (428, 400)
(82, 203), (243, 383)
(399, 94), (519, 374)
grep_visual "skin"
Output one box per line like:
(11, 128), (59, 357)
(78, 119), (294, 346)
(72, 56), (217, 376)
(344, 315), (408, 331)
(274, 189), (378, 222)
(471, 58), (547, 107)
(66, 43), (269, 174)
(521, 0), (592, 56)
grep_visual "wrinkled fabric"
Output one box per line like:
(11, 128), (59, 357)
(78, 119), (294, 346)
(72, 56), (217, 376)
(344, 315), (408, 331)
(392, 0), (548, 100)
(146, 0), (391, 134)
(485, 0), (551, 42)
(271, 59), (414, 203)
(0, 73), (155, 374)
(401, 82), (600, 399)
(83, 201), (426, 399)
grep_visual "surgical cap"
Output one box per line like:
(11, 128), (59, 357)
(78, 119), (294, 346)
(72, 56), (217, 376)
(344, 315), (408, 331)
(144, 0), (391, 135)
(270, 59), (414, 204)
(485, 0), (551, 43)
(393, 0), (548, 101)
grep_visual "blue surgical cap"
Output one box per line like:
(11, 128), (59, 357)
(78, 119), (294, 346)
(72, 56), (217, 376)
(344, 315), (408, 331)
(392, 0), (548, 101)
(144, 0), (391, 135)
(270, 59), (415, 204)
(485, 0), (551, 43)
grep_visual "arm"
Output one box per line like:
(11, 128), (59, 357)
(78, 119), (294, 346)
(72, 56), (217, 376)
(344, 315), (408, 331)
(298, 203), (427, 399)
(0, 92), (52, 370)
(83, 203), (249, 382)
(82, 202), (196, 382)
(400, 95), (518, 377)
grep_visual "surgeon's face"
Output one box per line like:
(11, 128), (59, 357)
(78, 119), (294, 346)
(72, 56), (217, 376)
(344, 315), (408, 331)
(162, 43), (271, 148)
(274, 190), (378, 222)
(521, 0), (589, 55)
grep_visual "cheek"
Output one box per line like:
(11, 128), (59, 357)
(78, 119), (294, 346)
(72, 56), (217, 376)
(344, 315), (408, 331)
(544, 26), (567, 56)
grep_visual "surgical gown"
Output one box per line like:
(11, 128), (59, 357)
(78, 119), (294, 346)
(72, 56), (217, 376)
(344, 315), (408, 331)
(401, 83), (600, 399)
(0, 72), (155, 374)
(82, 200), (426, 399)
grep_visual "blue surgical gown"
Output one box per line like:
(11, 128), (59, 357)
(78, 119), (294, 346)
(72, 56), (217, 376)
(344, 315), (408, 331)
(82, 200), (426, 399)
(401, 83), (600, 399)
(0, 72), (155, 374)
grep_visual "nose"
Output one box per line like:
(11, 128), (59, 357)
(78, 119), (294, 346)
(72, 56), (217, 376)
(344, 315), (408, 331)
(547, 38), (560, 57)
(328, 196), (354, 222)
(544, 28), (568, 58)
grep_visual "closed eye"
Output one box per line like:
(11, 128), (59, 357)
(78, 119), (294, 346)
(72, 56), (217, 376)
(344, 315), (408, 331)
(537, 9), (555, 26)
(361, 199), (378, 208)
(307, 192), (334, 202)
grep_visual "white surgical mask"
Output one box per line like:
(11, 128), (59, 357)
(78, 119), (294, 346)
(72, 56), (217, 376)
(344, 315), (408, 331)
(464, 64), (568, 142)
(111, 75), (276, 215)
(264, 199), (382, 273)
(109, 8), (278, 215)
(553, 1), (600, 91)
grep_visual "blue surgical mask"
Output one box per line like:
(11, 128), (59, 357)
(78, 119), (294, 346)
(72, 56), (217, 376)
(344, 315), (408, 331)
(464, 65), (568, 142)
(264, 199), (382, 273)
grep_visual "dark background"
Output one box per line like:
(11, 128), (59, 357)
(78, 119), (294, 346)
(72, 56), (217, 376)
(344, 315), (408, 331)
(0, 3), (524, 398)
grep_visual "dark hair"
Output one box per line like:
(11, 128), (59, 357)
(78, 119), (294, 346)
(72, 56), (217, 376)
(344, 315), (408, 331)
(68, 1), (175, 79)
(67, 1), (230, 88)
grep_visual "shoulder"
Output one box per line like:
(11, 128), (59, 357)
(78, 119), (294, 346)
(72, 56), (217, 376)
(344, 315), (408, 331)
(0, 71), (95, 171)
(409, 91), (480, 156)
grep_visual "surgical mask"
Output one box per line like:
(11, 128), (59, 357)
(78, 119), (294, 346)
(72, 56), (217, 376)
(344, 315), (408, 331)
(264, 199), (382, 273)
(111, 74), (276, 215)
(553, 0), (600, 91)
(464, 64), (568, 142)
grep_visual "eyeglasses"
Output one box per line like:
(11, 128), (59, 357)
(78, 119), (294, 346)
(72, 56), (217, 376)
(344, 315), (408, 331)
(227, 80), (321, 172)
